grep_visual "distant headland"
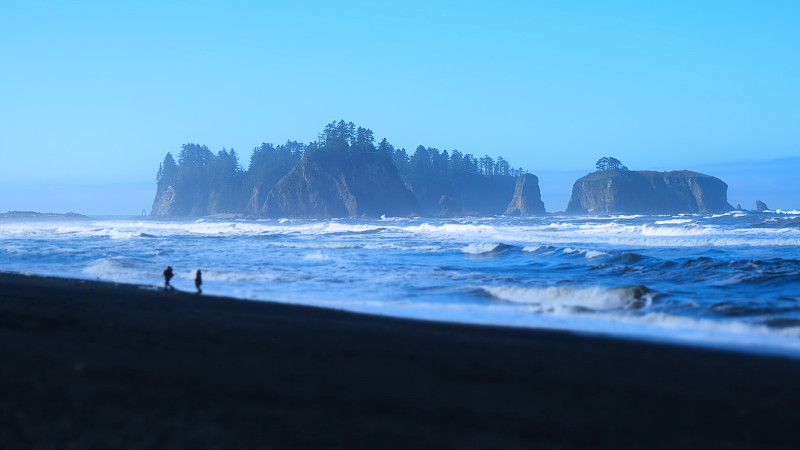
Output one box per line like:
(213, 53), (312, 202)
(150, 122), (739, 218)
(0, 211), (89, 219)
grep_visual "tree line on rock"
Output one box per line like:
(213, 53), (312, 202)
(155, 141), (304, 216)
(153, 120), (528, 217)
(595, 156), (628, 172)
(153, 131), (735, 217)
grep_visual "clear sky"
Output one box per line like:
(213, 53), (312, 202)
(1, 1), (798, 214)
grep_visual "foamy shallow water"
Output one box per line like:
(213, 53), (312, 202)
(2, 212), (800, 357)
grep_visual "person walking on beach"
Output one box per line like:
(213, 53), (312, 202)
(195, 269), (202, 295)
(163, 266), (175, 291)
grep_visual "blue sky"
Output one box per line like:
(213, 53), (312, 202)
(1, 1), (798, 213)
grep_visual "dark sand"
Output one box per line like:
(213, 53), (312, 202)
(1, 272), (799, 449)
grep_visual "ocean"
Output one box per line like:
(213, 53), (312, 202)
(2, 211), (800, 357)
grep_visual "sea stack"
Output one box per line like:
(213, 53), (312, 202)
(261, 148), (419, 218)
(566, 169), (734, 215)
(756, 200), (769, 212)
(149, 121), (534, 218)
(504, 173), (546, 215)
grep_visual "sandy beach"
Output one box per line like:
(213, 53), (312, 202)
(1, 272), (799, 449)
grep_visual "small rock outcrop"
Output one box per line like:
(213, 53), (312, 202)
(504, 173), (546, 215)
(437, 195), (467, 216)
(566, 170), (734, 215)
(756, 200), (769, 212)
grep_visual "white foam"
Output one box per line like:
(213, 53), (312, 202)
(561, 248), (608, 259)
(607, 215), (644, 219)
(4, 215), (800, 250)
(462, 243), (502, 254)
(363, 243), (444, 253)
(584, 250), (608, 259)
(654, 218), (694, 225)
(272, 241), (361, 250)
(303, 251), (333, 262)
(82, 257), (151, 283)
(199, 270), (280, 283)
(83, 219), (387, 240)
(640, 224), (709, 236)
(522, 246), (544, 253)
(481, 285), (654, 311)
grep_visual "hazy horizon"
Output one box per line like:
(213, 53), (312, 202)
(2, 155), (797, 216)
(1, 2), (797, 214)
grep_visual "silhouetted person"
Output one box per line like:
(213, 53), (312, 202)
(163, 266), (175, 291)
(195, 269), (202, 295)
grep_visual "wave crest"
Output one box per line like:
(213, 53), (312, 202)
(481, 285), (660, 312)
(462, 243), (511, 255)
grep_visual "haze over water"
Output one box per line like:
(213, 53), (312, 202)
(3, 211), (800, 357)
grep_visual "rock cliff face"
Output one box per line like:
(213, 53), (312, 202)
(505, 174), (546, 215)
(150, 147), (544, 219)
(407, 175), (531, 216)
(260, 151), (419, 218)
(150, 186), (179, 216)
(566, 170), (733, 215)
(151, 185), (223, 217)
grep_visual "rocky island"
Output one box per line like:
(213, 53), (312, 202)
(151, 121), (545, 218)
(566, 157), (734, 215)
(258, 130), (419, 218)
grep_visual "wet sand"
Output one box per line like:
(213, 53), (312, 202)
(1, 272), (799, 449)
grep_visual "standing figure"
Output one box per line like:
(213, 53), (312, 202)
(195, 269), (202, 295)
(163, 266), (175, 291)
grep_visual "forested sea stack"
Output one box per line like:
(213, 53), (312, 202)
(150, 121), (543, 218)
(259, 125), (419, 218)
(566, 157), (734, 215)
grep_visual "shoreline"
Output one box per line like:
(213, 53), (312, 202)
(2, 272), (800, 448)
(13, 270), (800, 361)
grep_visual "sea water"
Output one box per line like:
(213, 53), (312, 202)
(2, 212), (800, 357)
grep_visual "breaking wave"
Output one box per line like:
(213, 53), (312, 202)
(461, 243), (513, 255)
(82, 257), (153, 283)
(481, 285), (660, 312)
(562, 248), (609, 259)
